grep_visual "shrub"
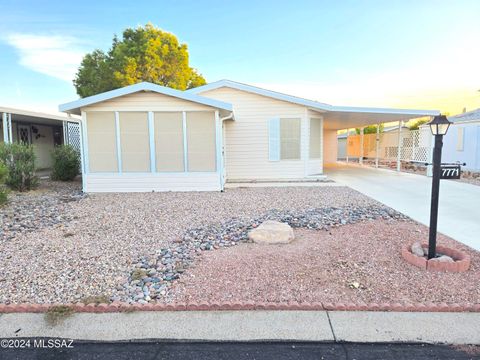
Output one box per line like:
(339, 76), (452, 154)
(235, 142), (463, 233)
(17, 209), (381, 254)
(0, 162), (8, 205)
(0, 143), (38, 191)
(51, 145), (80, 181)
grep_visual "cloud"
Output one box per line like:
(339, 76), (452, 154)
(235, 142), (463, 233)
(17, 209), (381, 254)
(5, 33), (85, 82)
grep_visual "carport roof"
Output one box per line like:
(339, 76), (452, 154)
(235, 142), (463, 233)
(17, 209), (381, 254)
(59, 82), (233, 115)
(322, 106), (440, 130)
(0, 106), (73, 122)
(188, 79), (440, 129)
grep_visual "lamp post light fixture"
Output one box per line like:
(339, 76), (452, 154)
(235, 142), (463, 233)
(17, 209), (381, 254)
(427, 115), (452, 260)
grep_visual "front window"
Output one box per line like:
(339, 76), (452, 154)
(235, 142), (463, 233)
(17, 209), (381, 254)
(280, 118), (301, 160)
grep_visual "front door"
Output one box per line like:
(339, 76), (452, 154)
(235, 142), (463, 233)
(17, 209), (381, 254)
(18, 125), (31, 144)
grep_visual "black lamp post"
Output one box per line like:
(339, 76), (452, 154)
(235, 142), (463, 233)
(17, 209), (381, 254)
(427, 115), (452, 259)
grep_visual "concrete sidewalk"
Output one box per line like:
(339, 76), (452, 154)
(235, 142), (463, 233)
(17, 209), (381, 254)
(1, 311), (479, 344)
(326, 164), (480, 251)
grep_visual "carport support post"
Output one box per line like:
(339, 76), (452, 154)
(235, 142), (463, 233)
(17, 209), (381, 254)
(375, 123), (380, 168)
(7, 113), (12, 143)
(359, 127), (364, 165)
(346, 129), (349, 163)
(396, 120), (402, 171)
(2, 112), (10, 143)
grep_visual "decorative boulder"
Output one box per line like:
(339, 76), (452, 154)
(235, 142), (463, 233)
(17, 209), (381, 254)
(430, 255), (454, 263)
(411, 242), (425, 257)
(248, 220), (294, 245)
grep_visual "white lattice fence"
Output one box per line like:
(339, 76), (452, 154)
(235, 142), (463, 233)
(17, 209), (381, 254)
(65, 122), (81, 153)
(344, 129), (431, 163)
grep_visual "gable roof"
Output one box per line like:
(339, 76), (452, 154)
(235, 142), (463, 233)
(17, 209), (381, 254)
(187, 79), (332, 112)
(59, 82), (233, 115)
(187, 79), (439, 119)
(448, 108), (480, 123)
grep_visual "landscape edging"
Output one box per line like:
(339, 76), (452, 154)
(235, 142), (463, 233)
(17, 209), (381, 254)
(0, 301), (479, 313)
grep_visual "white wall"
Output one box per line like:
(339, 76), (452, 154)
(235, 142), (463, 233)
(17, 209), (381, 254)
(198, 87), (321, 180)
(84, 173), (221, 192)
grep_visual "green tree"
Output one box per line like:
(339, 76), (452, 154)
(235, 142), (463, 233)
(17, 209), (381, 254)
(74, 24), (206, 97)
(408, 118), (429, 130)
(355, 124), (384, 134)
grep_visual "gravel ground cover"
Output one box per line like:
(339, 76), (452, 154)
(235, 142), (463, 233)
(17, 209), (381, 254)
(0, 182), (383, 304)
(118, 205), (405, 303)
(170, 220), (480, 305)
(1, 180), (478, 306)
(1, 180), (84, 242)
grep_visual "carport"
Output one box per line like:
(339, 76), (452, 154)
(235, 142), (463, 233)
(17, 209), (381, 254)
(322, 106), (439, 171)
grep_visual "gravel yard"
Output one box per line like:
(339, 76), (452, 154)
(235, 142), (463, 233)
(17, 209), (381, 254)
(170, 220), (479, 305)
(0, 180), (478, 305)
(0, 181), (381, 304)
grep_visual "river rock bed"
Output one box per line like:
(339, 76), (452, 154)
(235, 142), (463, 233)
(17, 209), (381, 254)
(116, 205), (408, 303)
(0, 180), (84, 242)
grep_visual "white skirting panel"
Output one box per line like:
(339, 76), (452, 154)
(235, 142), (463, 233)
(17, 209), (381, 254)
(307, 159), (323, 175)
(84, 173), (221, 193)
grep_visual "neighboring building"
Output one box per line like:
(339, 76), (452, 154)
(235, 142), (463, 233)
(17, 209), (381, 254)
(337, 124), (410, 160)
(443, 108), (480, 172)
(1, 107), (80, 170)
(59, 80), (438, 192)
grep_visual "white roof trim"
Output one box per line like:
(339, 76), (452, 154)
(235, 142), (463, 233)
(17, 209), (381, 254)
(329, 105), (439, 116)
(188, 79), (440, 117)
(0, 106), (75, 122)
(187, 79), (332, 112)
(59, 82), (233, 113)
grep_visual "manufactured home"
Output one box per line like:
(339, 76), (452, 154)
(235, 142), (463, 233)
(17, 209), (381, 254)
(1, 107), (80, 170)
(59, 80), (438, 192)
(443, 108), (480, 172)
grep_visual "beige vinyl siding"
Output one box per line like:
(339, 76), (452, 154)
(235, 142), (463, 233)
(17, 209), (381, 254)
(186, 111), (216, 172)
(154, 112), (184, 172)
(198, 87), (308, 180)
(323, 129), (338, 166)
(309, 117), (322, 158)
(86, 111), (118, 172)
(119, 112), (150, 172)
(84, 92), (212, 112)
(280, 118), (301, 160)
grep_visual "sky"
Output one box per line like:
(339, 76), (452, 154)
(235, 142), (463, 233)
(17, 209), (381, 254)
(0, 0), (479, 115)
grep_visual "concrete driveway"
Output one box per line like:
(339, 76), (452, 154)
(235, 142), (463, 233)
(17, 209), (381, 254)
(326, 164), (480, 251)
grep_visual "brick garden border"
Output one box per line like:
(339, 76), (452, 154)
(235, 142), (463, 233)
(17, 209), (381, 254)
(402, 243), (471, 272)
(0, 301), (479, 313)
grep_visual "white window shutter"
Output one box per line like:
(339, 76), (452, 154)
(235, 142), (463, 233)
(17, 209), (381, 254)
(269, 118), (280, 161)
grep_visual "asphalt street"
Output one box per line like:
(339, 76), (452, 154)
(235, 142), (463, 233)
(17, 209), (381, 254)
(0, 341), (479, 360)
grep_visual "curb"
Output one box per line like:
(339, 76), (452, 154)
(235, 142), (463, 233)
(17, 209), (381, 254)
(0, 301), (479, 313)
